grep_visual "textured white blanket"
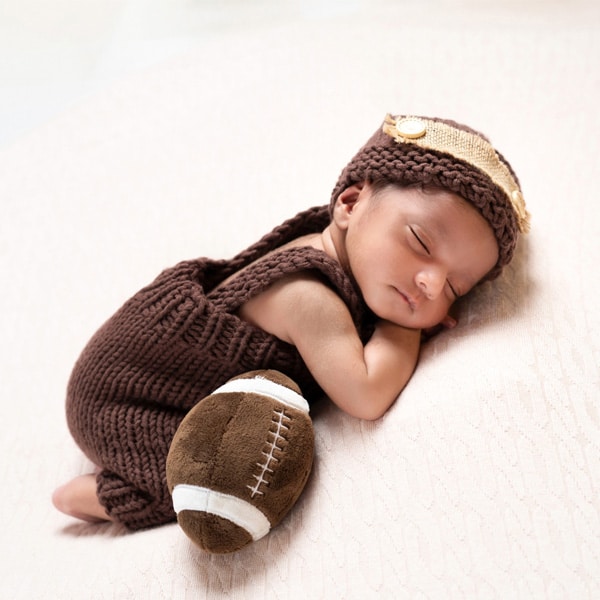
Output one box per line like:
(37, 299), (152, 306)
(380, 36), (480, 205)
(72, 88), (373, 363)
(1, 2), (599, 598)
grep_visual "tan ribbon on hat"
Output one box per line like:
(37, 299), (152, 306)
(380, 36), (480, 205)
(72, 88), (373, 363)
(383, 114), (531, 233)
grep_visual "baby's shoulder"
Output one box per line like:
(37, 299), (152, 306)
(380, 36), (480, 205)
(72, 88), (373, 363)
(238, 267), (351, 344)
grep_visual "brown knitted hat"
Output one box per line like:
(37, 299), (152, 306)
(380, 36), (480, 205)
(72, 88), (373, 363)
(330, 114), (530, 279)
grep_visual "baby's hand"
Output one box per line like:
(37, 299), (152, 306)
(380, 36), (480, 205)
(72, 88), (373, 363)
(421, 314), (457, 342)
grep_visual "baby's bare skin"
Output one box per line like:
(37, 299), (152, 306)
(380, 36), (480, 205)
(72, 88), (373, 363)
(53, 181), (498, 523)
(53, 474), (112, 523)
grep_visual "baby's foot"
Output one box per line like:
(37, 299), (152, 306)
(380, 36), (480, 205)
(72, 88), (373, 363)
(52, 473), (112, 523)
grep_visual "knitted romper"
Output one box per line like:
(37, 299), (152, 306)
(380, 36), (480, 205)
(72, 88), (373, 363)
(66, 205), (373, 530)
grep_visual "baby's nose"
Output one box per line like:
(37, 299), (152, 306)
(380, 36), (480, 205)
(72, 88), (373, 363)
(416, 268), (446, 299)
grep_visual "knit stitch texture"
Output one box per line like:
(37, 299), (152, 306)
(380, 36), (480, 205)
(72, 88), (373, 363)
(65, 205), (373, 530)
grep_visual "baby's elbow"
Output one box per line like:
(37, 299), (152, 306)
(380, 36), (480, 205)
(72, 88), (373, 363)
(363, 399), (397, 421)
(330, 396), (384, 421)
(359, 409), (387, 422)
(357, 377), (412, 421)
(329, 378), (409, 420)
(349, 394), (399, 421)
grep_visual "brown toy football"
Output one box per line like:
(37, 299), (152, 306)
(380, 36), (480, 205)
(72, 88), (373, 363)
(166, 370), (315, 554)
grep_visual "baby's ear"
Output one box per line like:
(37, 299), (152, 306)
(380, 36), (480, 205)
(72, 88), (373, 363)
(332, 182), (366, 228)
(421, 314), (458, 342)
(439, 314), (457, 329)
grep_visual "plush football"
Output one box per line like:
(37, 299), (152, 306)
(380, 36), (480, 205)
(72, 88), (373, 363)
(166, 370), (315, 554)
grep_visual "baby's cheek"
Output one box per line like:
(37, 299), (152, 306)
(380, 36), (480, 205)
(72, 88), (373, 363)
(420, 303), (453, 330)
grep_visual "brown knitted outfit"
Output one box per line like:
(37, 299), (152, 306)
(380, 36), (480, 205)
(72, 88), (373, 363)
(66, 113), (529, 530)
(66, 205), (373, 530)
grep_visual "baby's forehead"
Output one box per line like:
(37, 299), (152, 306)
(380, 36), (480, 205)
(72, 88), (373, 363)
(384, 183), (498, 246)
(378, 182), (473, 218)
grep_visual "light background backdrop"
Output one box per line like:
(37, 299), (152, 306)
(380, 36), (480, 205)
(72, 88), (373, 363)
(1, 1), (599, 599)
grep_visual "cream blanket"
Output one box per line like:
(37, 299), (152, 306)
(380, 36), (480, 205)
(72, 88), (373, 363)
(1, 2), (599, 598)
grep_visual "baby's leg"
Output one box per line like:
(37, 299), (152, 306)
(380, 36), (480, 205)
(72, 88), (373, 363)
(52, 474), (113, 523)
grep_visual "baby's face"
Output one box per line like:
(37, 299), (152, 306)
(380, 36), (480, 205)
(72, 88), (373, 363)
(341, 183), (499, 329)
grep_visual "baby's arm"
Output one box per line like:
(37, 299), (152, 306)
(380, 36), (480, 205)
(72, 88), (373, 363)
(239, 273), (421, 420)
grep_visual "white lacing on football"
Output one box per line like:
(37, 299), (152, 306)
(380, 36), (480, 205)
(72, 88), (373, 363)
(172, 484), (271, 541)
(211, 374), (310, 413)
(247, 408), (290, 498)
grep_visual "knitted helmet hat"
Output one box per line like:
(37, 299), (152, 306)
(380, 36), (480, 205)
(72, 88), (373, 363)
(330, 114), (530, 279)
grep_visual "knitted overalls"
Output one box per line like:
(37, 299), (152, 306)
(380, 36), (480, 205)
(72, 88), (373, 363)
(66, 205), (374, 530)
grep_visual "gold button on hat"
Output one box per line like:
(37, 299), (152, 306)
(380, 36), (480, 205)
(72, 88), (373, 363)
(394, 117), (427, 139)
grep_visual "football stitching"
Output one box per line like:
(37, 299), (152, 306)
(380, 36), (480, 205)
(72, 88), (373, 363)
(247, 408), (291, 498)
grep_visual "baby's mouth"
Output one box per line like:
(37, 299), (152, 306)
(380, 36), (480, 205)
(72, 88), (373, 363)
(396, 288), (417, 311)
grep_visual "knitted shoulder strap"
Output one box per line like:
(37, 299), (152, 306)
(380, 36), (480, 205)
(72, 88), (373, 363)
(138, 205), (331, 299)
(208, 245), (370, 335)
(218, 205), (331, 279)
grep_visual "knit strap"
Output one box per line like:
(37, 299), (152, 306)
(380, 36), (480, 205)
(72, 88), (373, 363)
(152, 205), (332, 294)
(208, 245), (368, 333)
(218, 205), (331, 280)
